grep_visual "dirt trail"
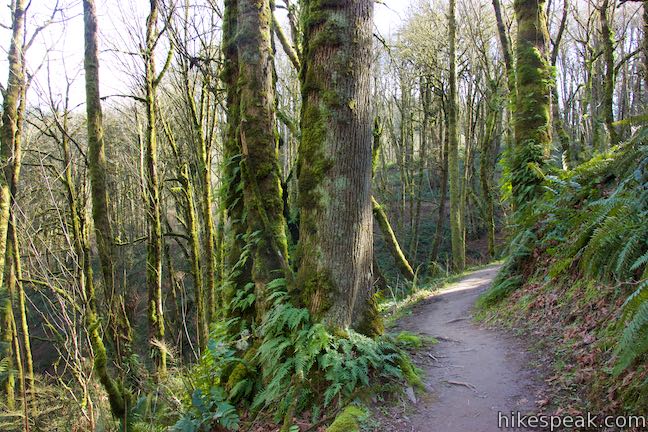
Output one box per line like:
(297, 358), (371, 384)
(387, 265), (544, 432)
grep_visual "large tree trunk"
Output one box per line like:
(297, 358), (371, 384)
(512, 0), (552, 209)
(222, 0), (254, 327)
(236, 0), (290, 322)
(144, 0), (166, 375)
(448, 0), (465, 272)
(297, 0), (374, 330)
(82, 0), (130, 422)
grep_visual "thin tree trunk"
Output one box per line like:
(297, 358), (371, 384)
(144, 0), (166, 375)
(429, 109), (449, 267)
(492, 0), (515, 94)
(185, 75), (217, 323)
(599, 0), (619, 146)
(181, 165), (208, 351)
(372, 197), (415, 282)
(372, 116), (415, 282)
(1, 0), (26, 409)
(448, 0), (465, 272)
(83, 0), (130, 423)
(480, 103), (498, 259)
(550, 0), (573, 168)
(84, 0), (131, 355)
(644, 3), (648, 89)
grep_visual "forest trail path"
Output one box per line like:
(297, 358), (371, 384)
(387, 265), (544, 432)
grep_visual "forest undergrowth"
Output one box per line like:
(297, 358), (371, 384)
(478, 127), (648, 420)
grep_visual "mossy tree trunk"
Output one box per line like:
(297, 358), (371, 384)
(644, 3), (648, 89)
(448, 0), (465, 272)
(12, 67), (34, 400)
(82, 0), (130, 423)
(222, 0), (253, 326)
(237, 0), (290, 322)
(512, 0), (552, 210)
(5, 71), (34, 415)
(297, 0), (374, 330)
(144, 0), (167, 375)
(181, 60), (218, 323)
(181, 164), (209, 351)
(1, 0), (26, 410)
(162, 111), (210, 353)
(599, 0), (619, 146)
(84, 0), (133, 358)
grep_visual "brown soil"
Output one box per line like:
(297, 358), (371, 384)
(375, 266), (547, 431)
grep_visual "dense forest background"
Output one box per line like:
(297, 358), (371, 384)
(0, 0), (647, 430)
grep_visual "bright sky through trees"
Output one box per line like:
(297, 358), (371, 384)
(0, 0), (413, 107)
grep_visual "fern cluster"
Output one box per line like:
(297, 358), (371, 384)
(250, 288), (408, 422)
(176, 280), (415, 430)
(482, 127), (648, 372)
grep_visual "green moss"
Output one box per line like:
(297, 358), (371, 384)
(511, 0), (553, 209)
(395, 331), (438, 349)
(398, 353), (424, 390)
(326, 405), (366, 432)
(354, 292), (384, 337)
(226, 363), (248, 391)
(298, 103), (333, 218)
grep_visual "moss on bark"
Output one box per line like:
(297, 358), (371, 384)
(236, 0), (290, 322)
(512, 0), (552, 211)
(144, 0), (166, 375)
(297, 0), (374, 331)
(448, 0), (465, 271)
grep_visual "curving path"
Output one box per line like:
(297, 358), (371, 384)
(385, 265), (545, 432)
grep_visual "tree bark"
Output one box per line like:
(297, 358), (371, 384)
(0, 0), (26, 409)
(599, 0), (620, 146)
(236, 0), (290, 322)
(82, 0), (130, 422)
(222, 0), (254, 327)
(298, 0), (374, 330)
(144, 0), (166, 375)
(512, 0), (552, 210)
(448, 0), (466, 271)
